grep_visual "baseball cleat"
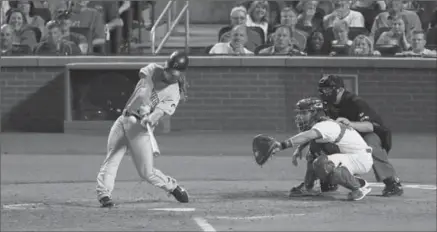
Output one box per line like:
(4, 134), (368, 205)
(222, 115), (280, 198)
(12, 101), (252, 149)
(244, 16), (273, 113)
(356, 176), (369, 189)
(382, 177), (404, 197)
(382, 183), (404, 197)
(99, 196), (115, 208)
(347, 187), (372, 201)
(171, 186), (189, 203)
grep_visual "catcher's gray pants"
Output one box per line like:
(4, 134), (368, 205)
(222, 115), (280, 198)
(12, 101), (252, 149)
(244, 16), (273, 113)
(362, 132), (398, 182)
(96, 115), (178, 201)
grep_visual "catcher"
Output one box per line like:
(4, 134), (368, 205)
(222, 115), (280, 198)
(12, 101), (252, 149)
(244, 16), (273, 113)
(253, 97), (373, 201)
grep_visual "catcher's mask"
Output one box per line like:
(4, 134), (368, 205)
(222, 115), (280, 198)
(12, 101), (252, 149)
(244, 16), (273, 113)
(318, 74), (344, 104)
(295, 97), (325, 132)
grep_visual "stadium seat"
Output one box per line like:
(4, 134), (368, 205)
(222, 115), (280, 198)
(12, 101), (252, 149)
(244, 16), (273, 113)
(426, 27), (437, 48)
(254, 44), (270, 55)
(373, 27), (391, 43)
(205, 44), (214, 54)
(348, 27), (369, 40)
(375, 44), (402, 56)
(218, 26), (232, 42)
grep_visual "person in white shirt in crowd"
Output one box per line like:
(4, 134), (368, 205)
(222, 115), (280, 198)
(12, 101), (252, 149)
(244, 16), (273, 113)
(396, 30), (437, 57)
(209, 25), (254, 55)
(329, 19), (353, 56)
(0, 0), (11, 25)
(323, 0), (365, 29)
(349, 34), (381, 56)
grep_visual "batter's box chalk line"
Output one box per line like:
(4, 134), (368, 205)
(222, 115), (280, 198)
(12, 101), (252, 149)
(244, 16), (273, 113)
(208, 213), (306, 221)
(2, 203), (45, 210)
(368, 182), (436, 190)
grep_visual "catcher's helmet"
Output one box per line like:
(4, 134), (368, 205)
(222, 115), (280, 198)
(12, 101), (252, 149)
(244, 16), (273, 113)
(167, 51), (189, 71)
(295, 97), (325, 132)
(318, 74), (344, 103)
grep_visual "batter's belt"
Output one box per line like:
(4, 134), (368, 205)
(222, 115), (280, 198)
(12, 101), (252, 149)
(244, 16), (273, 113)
(122, 109), (142, 120)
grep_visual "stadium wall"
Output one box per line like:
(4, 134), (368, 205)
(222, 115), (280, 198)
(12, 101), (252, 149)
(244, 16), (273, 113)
(0, 56), (435, 133)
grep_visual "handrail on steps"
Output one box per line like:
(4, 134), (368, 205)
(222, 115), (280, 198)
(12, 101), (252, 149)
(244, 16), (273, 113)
(150, 0), (190, 55)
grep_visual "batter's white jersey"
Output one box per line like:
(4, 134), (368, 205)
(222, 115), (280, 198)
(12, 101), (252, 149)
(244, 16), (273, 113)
(125, 63), (180, 118)
(312, 120), (372, 154)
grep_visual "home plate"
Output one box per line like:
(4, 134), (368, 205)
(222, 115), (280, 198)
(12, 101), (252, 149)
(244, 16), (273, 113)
(149, 208), (196, 212)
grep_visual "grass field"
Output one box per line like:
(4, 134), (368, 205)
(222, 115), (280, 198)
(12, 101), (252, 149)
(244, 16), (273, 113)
(1, 132), (436, 231)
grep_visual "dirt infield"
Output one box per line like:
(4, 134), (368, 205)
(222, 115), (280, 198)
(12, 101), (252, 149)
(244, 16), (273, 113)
(1, 133), (436, 231)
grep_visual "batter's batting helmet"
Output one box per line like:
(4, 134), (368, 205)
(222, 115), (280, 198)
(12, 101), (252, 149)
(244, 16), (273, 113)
(167, 51), (189, 71)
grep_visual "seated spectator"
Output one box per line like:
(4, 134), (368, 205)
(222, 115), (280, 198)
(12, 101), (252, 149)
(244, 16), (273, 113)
(329, 20), (353, 56)
(349, 34), (381, 56)
(323, 0), (365, 29)
(259, 25), (306, 55)
(17, 0), (45, 38)
(51, 0), (105, 50)
(209, 25), (254, 55)
(296, 0), (325, 34)
(351, 0), (386, 31)
(396, 30), (437, 57)
(376, 15), (411, 51)
(269, 7), (307, 51)
(218, 6), (262, 51)
(33, 20), (81, 55)
(59, 17), (89, 54)
(370, 0), (422, 40)
(1, 24), (31, 55)
(304, 30), (326, 55)
(245, 0), (271, 42)
(5, 9), (37, 49)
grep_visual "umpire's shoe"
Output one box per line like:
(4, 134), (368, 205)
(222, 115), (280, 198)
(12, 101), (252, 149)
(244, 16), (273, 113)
(99, 196), (115, 208)
(382, 177), (404, 197)
(171, 186), (189, 203)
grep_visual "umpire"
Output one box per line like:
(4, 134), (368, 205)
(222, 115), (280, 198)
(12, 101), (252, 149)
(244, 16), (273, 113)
(317, 74), (403, 197)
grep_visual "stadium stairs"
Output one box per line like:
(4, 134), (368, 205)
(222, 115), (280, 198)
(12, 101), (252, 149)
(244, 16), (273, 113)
(129, 23), (224, 55)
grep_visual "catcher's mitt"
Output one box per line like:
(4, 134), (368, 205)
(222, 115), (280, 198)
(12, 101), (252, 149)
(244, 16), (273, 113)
(252, 134), (279, 166)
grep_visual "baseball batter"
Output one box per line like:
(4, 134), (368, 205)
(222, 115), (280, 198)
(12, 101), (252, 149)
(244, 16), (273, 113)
(96, 51), (190, 208)
(272, 97), (373, 201)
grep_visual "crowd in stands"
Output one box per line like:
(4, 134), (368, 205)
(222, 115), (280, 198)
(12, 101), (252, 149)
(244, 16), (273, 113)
(209, 0), (437, 57)
(1, 0), (436, 58)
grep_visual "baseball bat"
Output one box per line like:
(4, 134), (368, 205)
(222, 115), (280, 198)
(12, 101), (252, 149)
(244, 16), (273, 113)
(146, 123), (161, 157)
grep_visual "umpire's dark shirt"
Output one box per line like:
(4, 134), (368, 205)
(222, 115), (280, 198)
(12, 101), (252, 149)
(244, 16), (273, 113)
(324, 90), (385, 130)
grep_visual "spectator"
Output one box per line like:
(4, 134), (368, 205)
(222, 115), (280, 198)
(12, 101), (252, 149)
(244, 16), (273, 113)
(209, 25), (254, 55)
(59, 17), (89, 54)
(376, 15), (411, 51)
(296, 0), (325, 34)
(245, 0), (271, 42)
(270, 7), (306, 51)
(33, 20), (81, 55)
(1, 23), (31, 55)
(304, 30), (326, 55)
(259, 25), (306, 55)
(17, 0), (46, 38)
(218, 6), (262, 51)
(1, 0), (11, 25)
(329, 20), (353, 56)
(323, 0), (365, 29)
(5, 9), (37, 49)
(349, 34), (381, 56)
(52, 0), (106, 51)
(370, 0), (422, 40)
(351, 0), (386, 31)
(396, 30), (437, 57)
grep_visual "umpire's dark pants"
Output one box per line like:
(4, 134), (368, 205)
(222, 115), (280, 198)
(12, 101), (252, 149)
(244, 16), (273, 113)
(362, 132), (398, 182)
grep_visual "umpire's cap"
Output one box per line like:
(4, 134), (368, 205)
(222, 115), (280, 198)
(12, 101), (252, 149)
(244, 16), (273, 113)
(318, 74), (344, 89)
(167, 51), (189, 71)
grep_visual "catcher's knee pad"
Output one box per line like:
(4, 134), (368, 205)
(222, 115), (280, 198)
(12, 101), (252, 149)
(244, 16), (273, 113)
(312, 155), (336, 181)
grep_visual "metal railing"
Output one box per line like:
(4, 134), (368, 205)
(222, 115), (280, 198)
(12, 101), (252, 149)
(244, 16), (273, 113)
(150, 0), (190, 55)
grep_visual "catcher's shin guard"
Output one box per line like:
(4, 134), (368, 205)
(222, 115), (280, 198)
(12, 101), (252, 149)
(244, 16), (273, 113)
(330, 166), (361, 191)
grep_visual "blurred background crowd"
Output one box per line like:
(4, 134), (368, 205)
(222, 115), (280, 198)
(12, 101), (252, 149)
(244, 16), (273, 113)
(1, 0), (436, 57)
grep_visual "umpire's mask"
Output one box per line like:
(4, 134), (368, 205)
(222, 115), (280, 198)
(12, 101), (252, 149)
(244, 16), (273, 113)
(318, 74), (344, 104)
